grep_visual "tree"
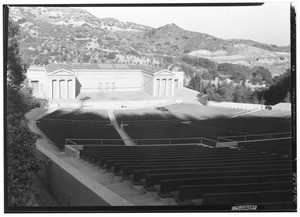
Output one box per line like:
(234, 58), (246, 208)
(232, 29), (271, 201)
(233, 85), (253, 103)
(218, 63), (250, 82)
(251, 66), (273, 86)
(259, 68), (291, 105)
(218, 82), (235, 102)
(7, 20), (27, 87)
(205, 86), (223, 102)
(106, 52), (116, 60)
(284, 92), (291, 103)
(6, 19), (42, 206)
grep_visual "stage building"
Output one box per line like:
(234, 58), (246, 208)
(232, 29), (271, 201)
(26, 63), (184, 100)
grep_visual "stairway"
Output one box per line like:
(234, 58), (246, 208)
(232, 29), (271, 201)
(107, 110), (136, 146)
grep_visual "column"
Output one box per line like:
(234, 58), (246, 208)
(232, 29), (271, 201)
(168, 79), (172, 96)
(152, 77), (156, 96)
(73, 78), (76, 99)
(66, 79), (69, 99)
(164, 79), (167, 97)
(49, 79), (53, 99)
(52, 79), (58, 100)
(171, 79), (175, 96)
(159, 79), (162, 96)
(156, 79), (160, 97)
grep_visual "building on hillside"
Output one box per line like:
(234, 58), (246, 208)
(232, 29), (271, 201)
(26, 63), (184, 100)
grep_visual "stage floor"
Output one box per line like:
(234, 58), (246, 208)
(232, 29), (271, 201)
(76, 91), (166, 102)
(50, 88), (201, 108)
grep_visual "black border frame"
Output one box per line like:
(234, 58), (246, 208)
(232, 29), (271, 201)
(3, 2), (296, 213)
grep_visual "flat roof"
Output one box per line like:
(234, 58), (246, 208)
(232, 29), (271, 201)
(44, 63), (162, 73)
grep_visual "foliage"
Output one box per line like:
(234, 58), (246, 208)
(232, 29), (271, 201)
(204, 81), (260, 104)
(188, 74), (202, 92)
(205, 86), (222, 102)
(202, 71), (213, 80)
(7, 20), (27, 88)
(126, 49), (141, 57)
(250, 66), (273, 86)
(182, 55), (218, 71)
(258, 68), (291, 105)
(7, 114), (41, 206)
(106, 52), (116, 60)
(201, 68), (292, 105)
(217, 82), (235, 102)
(233, 85), (259, 103)
(284, 92), (291, 103)
(218, 63), (250, 83)
(6, 19), (42, 206)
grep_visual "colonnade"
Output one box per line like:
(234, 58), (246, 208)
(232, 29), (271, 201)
(51, 79), (75, 100)
(154, 78), (178, 97)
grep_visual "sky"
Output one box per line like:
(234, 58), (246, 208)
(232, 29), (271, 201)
(84, 2), (291, 46)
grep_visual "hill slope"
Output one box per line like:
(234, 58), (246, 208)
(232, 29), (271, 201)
(10, 7), (290, 77)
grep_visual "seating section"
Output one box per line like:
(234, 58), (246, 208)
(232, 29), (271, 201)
(239, 138), (292, 156)
(39, 107), (293, 209)
(163, 103), (247, 118)
(123, 122), (241, 145)
(114, 109), (175, 125)
(246, 109), (291, 118)
(43, 108), (110, 120)
(79, 145), (294, 209)
(36, 108), (124, 150)
(191, 116), (291, 135)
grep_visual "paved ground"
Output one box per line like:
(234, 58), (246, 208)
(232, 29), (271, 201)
(51, 88), (201, 107)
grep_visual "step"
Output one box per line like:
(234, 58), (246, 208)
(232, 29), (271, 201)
(89, 173), (114, 180)
(119, 190), (143, 198)
(126, 194), (154, 203)
(134, 197), (160, 206)
(150, 198), (175, 206)
(98, 177), (123, 186)
(114, 188), (140, 196)
(106, 182), (134, 191)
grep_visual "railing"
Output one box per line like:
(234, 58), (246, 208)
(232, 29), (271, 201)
(120, 119), (182, 125)
(65, 137), (218, 147)
(218, 132), (292, 143)
(38, 118), (111, 124)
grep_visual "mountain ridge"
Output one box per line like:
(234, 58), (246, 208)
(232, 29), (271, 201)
(9, 7), (290, 77)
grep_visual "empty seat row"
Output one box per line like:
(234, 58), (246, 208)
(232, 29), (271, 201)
(78, 145), (293, 208)
(176, 181), (292, 201)
(202, 190), (293, 206)
(158, 174), (292, 196)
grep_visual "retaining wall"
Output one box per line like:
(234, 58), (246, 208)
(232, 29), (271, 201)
(35, 146), (133, 206)
(207, 101), (264, 110)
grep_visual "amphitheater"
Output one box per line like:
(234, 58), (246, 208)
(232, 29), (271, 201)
(26, 88), (294, 210)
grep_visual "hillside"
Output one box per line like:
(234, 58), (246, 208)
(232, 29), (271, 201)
(10, 7), (290, 77)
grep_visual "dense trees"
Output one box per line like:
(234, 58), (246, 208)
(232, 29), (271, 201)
(182, 55), (290, 105)
(203, 82), (259, 104)
(250, 66), (273, 85)
(182, 55), (218, 71)
(218, 63), (250, 83)
(6, 19), (42, 206)
(200, 68), (292, 105)
(182, 55), (273, 87)
(258, 68), (291, 105)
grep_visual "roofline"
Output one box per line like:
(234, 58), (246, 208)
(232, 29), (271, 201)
(48, 68), (76, 75)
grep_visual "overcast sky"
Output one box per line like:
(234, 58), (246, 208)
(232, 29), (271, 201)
(84, 3), (290, 46)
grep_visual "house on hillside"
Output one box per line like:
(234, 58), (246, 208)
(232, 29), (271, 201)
(26, 63), (184, 100)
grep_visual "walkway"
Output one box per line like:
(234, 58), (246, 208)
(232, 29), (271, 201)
(107, 110), (136, 146)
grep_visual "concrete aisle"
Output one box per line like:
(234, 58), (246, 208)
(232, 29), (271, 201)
(107, 110), (136, 146)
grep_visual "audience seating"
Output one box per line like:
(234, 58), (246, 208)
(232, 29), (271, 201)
(78, 144), (293, 209)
